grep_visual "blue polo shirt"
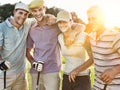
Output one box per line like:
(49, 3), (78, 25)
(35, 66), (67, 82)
(0, 17), (34, 75)
(27, 23), (61, 74)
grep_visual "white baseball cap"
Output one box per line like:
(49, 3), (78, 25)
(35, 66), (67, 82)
(15, 2), (29, 12)
(56, 10), (72, 22)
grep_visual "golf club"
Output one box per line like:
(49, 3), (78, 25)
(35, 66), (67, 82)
(4, 71), (6, 90)
(103, 84), (107, 90)
(36, 71), (40, 90)
(35, 61), (44, 90)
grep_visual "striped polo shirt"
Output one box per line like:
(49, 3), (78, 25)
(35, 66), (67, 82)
(89, 29), (120, 90)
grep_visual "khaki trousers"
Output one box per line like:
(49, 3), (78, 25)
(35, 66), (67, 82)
(31, 72), (60, 90)
(0, 70), (28, 90)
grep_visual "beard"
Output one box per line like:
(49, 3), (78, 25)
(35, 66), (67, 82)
(14, 17), (26, 26)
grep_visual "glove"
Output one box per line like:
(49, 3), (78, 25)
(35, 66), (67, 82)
(0, 61), (11, 71)
(32, 61), (44, 72)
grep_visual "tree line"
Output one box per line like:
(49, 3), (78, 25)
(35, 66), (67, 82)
(0, 3), (119, 31)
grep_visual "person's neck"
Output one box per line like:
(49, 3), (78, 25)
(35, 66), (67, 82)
(9, 18), (21, 29)
(63, 28), (72, 37)
(96, 25), (105, 33)
(95, 25), (105, 39)
(37, 18), (46, 26)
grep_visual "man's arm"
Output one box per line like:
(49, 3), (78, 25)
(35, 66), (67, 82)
(0, 46), (2, 50)
(0, 46), (2, 60)
(68, 56), (93, 82)
(100, 65), (120, 84)
(0, 26), (3, 60)
(100, 33), (120, 83)
(26, 48), (34, 65)
(26, 48), (44, 71)
(68, 34), (94, 82)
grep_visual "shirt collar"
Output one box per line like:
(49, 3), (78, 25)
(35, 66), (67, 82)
(32, 22), (39, 28)
(31, 21), (49, 29)
(5, 16), (13, 28)
(5, 16), (24, 29)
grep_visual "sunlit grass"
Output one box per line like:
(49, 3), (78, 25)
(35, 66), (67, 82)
(90, 65), (95, 86)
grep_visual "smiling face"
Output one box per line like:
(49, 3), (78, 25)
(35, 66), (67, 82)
(87, 6), (105, 32)
(30, 6), (46, 22)
(88, 14), (102, 32)
(58, 21), (71, 33)
(13, 9), (29, 26)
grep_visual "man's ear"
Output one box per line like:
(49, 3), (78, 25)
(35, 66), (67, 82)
(29, 9), (33, 15)
(13, 9), (16, 15)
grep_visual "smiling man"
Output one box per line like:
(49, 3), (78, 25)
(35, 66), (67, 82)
(87, 6), (120, 90)
(26, 0), (61, 90)
(0, 2), (34, 90)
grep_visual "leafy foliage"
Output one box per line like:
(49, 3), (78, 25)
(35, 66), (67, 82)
(46, 6), (63, 17)
(0, 4), (15, 22)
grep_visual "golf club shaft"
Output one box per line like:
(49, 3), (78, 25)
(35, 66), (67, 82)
(36, 71), (40, 90)
(4, 71), (6, 89)
(103, 84), (107, 90)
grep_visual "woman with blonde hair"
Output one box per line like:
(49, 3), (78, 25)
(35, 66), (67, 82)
(57, 10), (93, 90)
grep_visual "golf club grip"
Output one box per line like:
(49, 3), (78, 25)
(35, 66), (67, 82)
(4, 71), (6, 89)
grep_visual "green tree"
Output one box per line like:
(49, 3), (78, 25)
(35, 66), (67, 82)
(46, 6), (63, 17)
(0, 4), (14, 22)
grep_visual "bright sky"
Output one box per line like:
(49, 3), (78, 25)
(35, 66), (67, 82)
(0, 0), (120, 27)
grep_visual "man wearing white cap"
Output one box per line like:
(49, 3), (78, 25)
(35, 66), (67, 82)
(26, 0), (61, 90)
(0, 2), (34, 90)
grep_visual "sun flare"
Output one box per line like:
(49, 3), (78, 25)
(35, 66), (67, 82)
(100, 1), (120, 28)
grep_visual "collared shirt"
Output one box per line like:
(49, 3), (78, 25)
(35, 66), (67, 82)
(27, 23), (61, 74)
(0, 17), (34, 75)
(89, 29), (120, 90)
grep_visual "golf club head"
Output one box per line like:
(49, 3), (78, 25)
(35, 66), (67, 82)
(36, 85), (39, 90)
